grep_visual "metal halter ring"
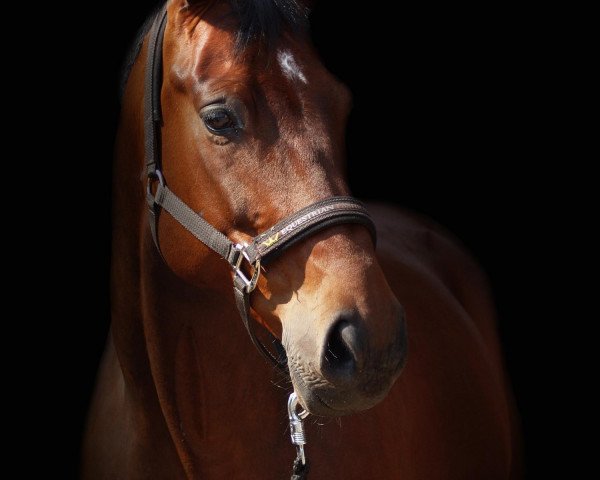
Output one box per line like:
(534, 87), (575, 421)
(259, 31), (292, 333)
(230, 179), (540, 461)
(232, 243), (261, 293)
(147, 169), (165, 200)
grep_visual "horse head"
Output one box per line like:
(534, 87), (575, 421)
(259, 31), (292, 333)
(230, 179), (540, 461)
(149, 0), (406, 416)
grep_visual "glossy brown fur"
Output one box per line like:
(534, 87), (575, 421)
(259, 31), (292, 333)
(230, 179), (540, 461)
(83, 1), (521, 478)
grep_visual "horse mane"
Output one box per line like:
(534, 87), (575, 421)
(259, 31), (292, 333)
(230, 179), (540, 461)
(119, 0), (308, 101)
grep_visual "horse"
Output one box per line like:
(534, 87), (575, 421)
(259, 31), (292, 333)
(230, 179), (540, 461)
(82, 1), (522, 478)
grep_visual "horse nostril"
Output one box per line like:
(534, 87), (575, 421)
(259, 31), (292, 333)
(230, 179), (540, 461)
(322, 318), (364, 382)
(325, 321), (353, 365)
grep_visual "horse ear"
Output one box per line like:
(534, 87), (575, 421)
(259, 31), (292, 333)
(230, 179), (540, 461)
(168, 0), (213, 13)
(169, 0), (209, 7)
(167, 0), (215, 24)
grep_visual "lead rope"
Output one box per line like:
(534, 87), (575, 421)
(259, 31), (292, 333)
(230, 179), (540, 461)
(288, 392), (310, 479)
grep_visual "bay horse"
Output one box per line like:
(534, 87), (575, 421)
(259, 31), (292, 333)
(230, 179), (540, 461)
(83, 0), (521, 478)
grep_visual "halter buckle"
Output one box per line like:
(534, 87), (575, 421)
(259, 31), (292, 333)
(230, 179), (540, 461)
(231, 243), (261, 293)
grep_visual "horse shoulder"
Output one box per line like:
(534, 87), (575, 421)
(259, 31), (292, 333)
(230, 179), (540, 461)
(367, 202), (522, 478)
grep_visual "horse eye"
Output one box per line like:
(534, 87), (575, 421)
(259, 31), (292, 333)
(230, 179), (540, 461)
(201, 106), (239, 135)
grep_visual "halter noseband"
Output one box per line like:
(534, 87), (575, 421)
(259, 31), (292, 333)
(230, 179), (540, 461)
(143, 8), (376, 372)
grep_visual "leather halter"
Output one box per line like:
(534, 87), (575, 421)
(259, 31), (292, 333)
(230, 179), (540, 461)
(143, 7), (376, 372)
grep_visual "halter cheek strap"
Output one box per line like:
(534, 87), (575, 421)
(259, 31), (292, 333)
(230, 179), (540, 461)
(143, 8), (376, 372)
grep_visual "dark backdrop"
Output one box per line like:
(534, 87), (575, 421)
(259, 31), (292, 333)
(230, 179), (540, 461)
(46, 1), (565, 477)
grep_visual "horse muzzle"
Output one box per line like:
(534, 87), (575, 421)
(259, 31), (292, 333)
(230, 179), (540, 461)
(286, 306), (407, 416)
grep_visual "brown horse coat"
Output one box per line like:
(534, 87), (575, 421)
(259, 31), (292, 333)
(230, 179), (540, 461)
(83, 1), (521, 478)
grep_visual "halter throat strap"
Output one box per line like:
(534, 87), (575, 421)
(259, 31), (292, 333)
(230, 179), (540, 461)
(143, 7), (377, 372)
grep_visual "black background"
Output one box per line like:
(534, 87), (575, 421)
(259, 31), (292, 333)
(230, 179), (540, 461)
(36, 1), (571, 477)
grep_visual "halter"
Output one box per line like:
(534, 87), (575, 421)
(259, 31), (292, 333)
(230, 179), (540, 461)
(143, 7), (376, 373)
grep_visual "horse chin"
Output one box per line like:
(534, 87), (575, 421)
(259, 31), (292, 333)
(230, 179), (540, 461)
(289, 369), (400, 418)
(291, 382), (354, 417)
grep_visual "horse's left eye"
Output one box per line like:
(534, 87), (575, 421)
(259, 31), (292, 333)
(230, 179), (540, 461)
(201, 106), (239, 135)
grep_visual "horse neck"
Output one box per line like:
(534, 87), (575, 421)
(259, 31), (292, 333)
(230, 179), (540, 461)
(110, 55), (274, 470)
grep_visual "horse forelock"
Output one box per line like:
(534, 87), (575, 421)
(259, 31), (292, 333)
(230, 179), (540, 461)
(119, 0), (309, 101)
(229, 0), (309, 49)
